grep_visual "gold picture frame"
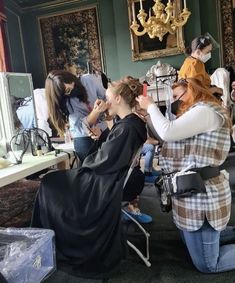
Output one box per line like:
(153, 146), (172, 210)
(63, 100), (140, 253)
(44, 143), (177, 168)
(219, 0), (235, 69)
(38, 5), (104, 77)
(127, 0), (185, 61)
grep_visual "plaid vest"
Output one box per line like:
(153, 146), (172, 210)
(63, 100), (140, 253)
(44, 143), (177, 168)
(159, 103), (231, 231)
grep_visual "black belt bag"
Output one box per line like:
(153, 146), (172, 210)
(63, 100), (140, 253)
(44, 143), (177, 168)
(163, 166), (220, 198)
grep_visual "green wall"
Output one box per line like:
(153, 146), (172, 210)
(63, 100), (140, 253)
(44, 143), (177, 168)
(99, 0), (119, 80)
(198, 0), (221, 72)
(5, 1), (26, 73)
(5, 0), (221, 87)
(111, 0), (202, 80)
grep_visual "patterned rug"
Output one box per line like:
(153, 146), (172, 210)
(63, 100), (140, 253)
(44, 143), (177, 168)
(0, 179), (40, 227)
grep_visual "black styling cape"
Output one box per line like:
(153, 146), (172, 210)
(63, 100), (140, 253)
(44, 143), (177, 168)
(31, 113), (147, 278)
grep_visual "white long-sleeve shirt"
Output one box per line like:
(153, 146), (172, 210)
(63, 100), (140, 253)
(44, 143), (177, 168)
(147, 103), (223, 142)
(34, 88), (52, 136)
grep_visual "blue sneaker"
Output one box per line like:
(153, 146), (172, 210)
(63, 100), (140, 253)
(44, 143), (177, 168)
(122, 210), (152, 224)
(144, 175), (157, 184)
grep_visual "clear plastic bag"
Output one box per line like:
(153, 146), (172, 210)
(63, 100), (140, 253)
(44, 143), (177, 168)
(0, 228), (56, 283)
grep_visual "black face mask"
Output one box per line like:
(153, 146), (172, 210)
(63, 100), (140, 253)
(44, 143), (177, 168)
(69, 87), (79, 97)
(170, 91), (185, 115)
(171, 99), (182, 115)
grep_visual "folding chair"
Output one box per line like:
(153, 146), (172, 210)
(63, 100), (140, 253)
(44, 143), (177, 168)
(121, 146), (151, 267)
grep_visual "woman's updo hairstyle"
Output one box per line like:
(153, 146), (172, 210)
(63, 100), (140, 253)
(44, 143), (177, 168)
(185, 35), (211, 55)
(108, 76), (143, 108)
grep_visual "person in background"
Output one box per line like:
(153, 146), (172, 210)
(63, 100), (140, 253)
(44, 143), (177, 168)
(230, 81), (235, 143)
(45, 70), (108, 163)
(141, 136), (160, 183)
(134, 103), (161, 184)
(80, 71), (107, 96)
(137, 78), (235, 274)
(11, 89), (52, 137)
(14, 96), (35, 129)
(178, 35), (223, 99)
(231, 81), (235, 102)
(31, 76), (147, 277)
(33, 88), (52, 136)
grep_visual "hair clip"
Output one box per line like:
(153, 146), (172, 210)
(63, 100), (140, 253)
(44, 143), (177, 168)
(178, 78), (188, 84)
(200, 37), (205, 44)
(47, 74), (54, 81)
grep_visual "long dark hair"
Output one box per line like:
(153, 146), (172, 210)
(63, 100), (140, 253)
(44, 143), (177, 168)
(45, 70), (88, 136)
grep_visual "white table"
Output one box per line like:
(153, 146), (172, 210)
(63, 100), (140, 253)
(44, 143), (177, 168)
(0, 151), (73, 187)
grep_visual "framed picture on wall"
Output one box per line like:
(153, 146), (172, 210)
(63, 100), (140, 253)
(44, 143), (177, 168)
(127, 0), (186, 61)
(38, 6), (104, 76)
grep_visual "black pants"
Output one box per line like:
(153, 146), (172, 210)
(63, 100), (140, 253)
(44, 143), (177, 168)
(122, 166), (144, 202)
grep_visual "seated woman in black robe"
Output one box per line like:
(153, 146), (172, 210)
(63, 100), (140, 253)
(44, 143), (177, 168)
(31, 76), (147, 278)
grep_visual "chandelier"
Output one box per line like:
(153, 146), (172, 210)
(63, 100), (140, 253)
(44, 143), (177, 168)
(130, 0), (191, 41)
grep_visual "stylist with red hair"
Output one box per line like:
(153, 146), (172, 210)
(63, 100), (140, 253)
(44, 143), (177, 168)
(137, 78), (235, 273)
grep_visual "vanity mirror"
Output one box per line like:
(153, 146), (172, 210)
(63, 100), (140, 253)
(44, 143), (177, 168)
(0, 72), (37, 143)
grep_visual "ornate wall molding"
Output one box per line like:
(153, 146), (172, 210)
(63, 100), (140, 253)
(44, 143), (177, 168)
(220, 0), (235, 69)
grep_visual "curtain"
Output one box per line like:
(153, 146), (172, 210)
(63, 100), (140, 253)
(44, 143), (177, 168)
(0, 1), (11, 72)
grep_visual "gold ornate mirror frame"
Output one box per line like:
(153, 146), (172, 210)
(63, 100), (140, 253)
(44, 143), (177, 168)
(127, 0), (185, 61)
(219, 0), (235, 69)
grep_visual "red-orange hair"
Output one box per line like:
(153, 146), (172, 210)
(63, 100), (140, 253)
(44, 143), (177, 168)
(172, 78), (232, 131)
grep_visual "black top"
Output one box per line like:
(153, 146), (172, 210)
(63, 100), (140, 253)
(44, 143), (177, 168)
(31, 113), (147, 278)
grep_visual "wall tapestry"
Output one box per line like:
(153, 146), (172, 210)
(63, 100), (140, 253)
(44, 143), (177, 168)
(38, 6), (103, 76)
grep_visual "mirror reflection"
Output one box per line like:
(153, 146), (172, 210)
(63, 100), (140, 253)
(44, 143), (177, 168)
(11, 84), (53, 137)
(0, 73), (38, 142)
(8, 73), (37, 131)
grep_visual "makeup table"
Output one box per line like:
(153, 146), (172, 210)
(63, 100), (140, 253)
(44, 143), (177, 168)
(0, 151), (74, 187)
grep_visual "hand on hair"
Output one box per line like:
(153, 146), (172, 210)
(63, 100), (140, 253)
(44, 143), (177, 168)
(136, 95), (154, 110)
